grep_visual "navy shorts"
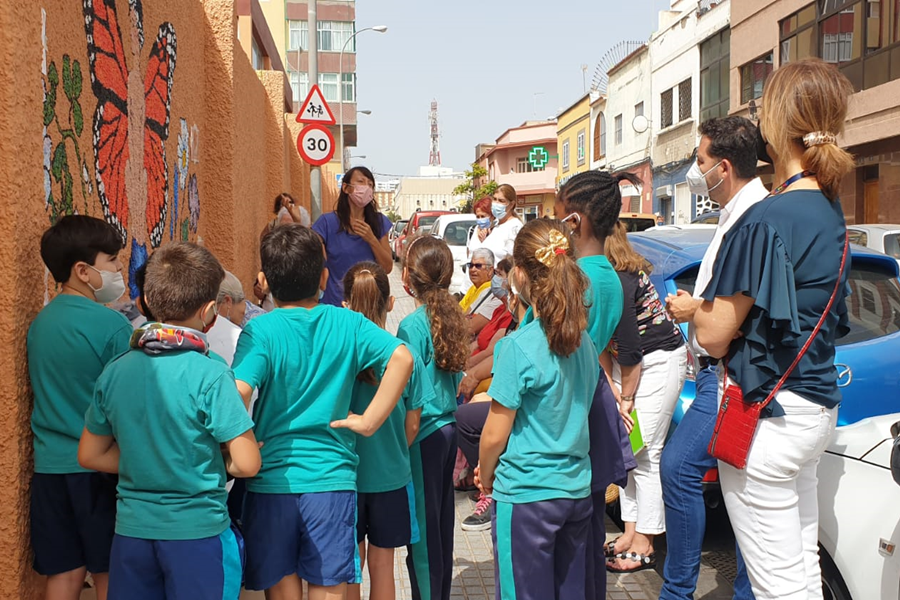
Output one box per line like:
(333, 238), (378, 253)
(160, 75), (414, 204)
(108, 525), (243, 600)
(357, 483), (419, 548)
(242, 491), (360, 590)
(30, 472), (117, 576)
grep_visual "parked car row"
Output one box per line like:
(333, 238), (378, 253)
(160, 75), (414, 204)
(627, 227), (900, 600)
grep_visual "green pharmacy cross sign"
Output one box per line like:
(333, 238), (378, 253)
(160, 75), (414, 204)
(528, 146), (550, 170)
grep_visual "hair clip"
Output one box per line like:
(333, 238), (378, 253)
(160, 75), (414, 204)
(534, 229), (570, 267)
(802, 131), (837, 148)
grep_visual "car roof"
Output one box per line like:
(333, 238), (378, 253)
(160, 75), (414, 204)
(630, 228), (900, 278)
(412, 210), (452, 218)
(433, 214), (476, 224)
(848, 224), (900, 233)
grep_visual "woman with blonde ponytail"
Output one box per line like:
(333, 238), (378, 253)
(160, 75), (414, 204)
(343, 262), (426, 600)
(476, 219), (600, 600)
(399, 236), (469, 600)
(694, 58), (854, 599)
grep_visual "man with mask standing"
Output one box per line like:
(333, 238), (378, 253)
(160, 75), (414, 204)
(662, 116), (768, 600)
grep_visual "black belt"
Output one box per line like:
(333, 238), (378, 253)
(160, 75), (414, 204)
(697, 356), (719, 369)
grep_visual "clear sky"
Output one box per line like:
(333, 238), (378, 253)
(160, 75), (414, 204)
(353, 0), (671, 177)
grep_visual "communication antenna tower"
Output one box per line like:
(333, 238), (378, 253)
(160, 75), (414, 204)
(428, 100), (441, 167)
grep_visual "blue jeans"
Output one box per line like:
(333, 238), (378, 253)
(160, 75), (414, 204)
(659, 366), (754, 600)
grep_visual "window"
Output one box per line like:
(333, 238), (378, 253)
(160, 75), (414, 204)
(288, 20), (307, 51)
(615, 114), (623, 145)
(661, 88), (674, 128)
(251, 37), (264, 70)
(593, 112), (606, 160)
(341, 73), (355, 102)
(289, 71), (309, 103)
(678, 78), (692, 122)
(700, 28), (730, 124)
(780, 5), (817, 63)
(740, 52), (774, 104)
(577, 130), (586, 165)
(318, 21), (355, 52)
(516, 156), (544, 173)
(635, 102), (644, 118)
(319, 73), (339, 102)
(562, 140), (570, 171)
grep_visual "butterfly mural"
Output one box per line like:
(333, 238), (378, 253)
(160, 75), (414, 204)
(83, 0), (176, 296)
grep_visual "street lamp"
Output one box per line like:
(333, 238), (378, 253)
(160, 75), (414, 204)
(340, 26), (388, 171)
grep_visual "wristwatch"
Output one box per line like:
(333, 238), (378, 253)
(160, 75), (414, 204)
(620, 395), (635, 402)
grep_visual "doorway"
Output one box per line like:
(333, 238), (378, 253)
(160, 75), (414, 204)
(864, 165), (879, 223)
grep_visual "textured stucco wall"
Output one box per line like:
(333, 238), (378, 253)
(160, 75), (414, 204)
(0, 1), (310, 594)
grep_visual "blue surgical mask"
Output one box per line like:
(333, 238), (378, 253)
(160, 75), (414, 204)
(491, 202), (507, 220)
(476, 217), (492, 229)
(490, 274), (508, 299)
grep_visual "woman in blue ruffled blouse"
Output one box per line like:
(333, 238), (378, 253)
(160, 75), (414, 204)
(694, 58), (854, 600)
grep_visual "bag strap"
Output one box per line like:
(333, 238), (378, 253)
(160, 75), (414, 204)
(758, 229), (850, 409)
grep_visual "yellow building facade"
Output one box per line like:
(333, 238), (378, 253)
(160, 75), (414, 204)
(556, 93), (592, 190)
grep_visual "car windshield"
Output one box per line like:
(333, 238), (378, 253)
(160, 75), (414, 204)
(841, 262), (900, 346)
(620, 218), (656, 232)
(883, 233), (900, 259)
(417, 216), (440, 229)
(442, 221), (475, 246)
(672, 263), (900, 346)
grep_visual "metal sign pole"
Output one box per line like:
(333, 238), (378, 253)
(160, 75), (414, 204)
(308, 0), (322, 220)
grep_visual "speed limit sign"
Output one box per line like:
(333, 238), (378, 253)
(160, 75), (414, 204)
(297, 124), (336, 166)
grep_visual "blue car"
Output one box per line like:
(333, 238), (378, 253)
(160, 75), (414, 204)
(629, 227), (900, 428)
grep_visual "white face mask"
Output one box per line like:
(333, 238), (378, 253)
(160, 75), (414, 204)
(87, 266), (127, 304)
(685, 160), (723, 197)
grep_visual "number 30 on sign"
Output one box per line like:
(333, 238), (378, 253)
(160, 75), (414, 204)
(297, 124), (335, 166)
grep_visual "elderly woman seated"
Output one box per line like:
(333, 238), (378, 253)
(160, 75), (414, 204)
(457, 258), (514, 401)
(458, 248), (502, 337)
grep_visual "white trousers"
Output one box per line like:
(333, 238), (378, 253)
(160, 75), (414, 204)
(615, 345), (687, 535)
(719, 389), (837, 600)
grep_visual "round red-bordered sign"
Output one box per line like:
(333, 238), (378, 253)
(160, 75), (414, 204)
(297, 124), (336, 166)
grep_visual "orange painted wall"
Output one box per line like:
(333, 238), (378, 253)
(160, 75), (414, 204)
(0, 1), (311, 595)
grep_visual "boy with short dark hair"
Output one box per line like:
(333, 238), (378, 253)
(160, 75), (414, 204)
(28, 215), (132, 600)
(233, 224), (415, 600)
(78, 242), (261, 600)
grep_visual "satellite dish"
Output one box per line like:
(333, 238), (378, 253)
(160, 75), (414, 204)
(632, 115), (650, 134)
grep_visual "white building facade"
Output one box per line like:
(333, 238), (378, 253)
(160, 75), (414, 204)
(649, 0), (730, 223)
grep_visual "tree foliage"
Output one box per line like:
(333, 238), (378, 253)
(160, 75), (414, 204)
(454, 163), (497, 213)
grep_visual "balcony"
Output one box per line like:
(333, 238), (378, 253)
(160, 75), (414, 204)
(497, 169), (558, 194)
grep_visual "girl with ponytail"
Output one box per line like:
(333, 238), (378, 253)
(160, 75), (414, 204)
(476, 219), (600, 600)
(398, 236), (468, 600)
(556, 169), (643, 595)
(693, 58), (854, 598)
(343, 262), (425, 600)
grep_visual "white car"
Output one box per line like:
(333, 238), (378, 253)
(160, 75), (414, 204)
(428, 214), (478, 295)
(817, 413), (900, 600)
(848, 224), (900, 264)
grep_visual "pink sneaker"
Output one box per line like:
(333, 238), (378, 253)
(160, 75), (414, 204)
(461, 493), (493, 531)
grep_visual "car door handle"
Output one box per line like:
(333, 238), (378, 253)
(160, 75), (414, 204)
(835, 363), (852, 388)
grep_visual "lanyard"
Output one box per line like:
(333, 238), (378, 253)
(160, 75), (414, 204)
(771, 170), (815, 195)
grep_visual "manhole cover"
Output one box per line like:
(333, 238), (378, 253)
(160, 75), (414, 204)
(702, 549), (737, 583)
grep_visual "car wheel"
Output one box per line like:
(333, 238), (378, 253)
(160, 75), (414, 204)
(819, 546), (853, 600)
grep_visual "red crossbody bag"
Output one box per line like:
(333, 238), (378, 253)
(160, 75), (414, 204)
(707, 230), (849, 470)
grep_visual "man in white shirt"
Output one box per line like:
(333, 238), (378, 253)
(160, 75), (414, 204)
(660, 116), (768, 600)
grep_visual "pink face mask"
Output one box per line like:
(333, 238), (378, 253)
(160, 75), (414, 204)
(349, 185), (374, 208)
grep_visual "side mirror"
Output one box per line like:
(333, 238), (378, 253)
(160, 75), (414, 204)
(892, 421), (900, 487)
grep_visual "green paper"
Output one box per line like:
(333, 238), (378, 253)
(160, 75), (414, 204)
(629, 409), (644, 455)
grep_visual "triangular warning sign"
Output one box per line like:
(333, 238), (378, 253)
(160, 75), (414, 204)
(296, 84), (336, 125)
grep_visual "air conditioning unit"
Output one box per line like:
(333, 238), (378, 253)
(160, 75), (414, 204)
(655, 185), (673, 198)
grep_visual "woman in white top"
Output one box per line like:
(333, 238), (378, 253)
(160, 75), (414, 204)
(467, 196), (494, 259)
(472, 184), (523, 265)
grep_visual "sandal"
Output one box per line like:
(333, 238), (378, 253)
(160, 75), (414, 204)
(603, 537), (623, 558)
(606, 551), (657, 573)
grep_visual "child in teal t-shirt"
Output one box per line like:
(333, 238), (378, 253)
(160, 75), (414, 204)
(478, 220), (600, 600)
(232, 225), (414, 597)
(78, 242), (260, 600)
(342, 262), (434, 600)
(398, 235), (471, 600)
(27, 215), (132, 597)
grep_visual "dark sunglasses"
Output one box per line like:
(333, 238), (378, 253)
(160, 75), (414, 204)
(467, 262), (490, 270)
